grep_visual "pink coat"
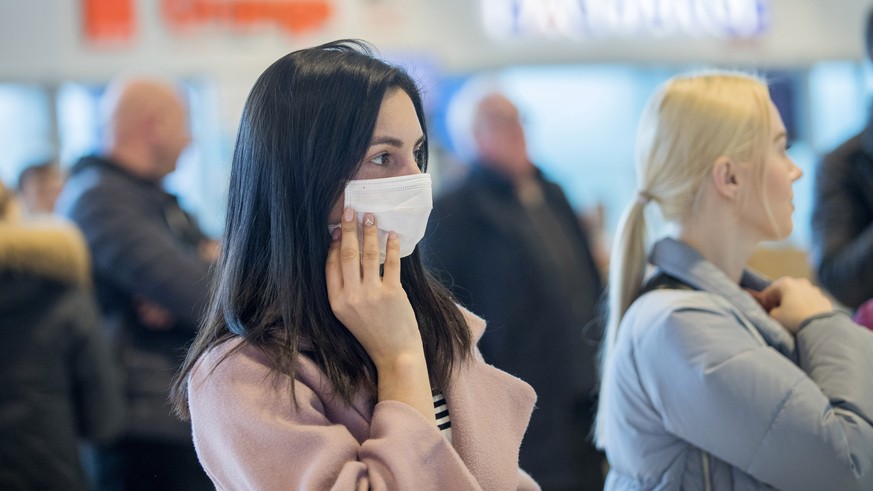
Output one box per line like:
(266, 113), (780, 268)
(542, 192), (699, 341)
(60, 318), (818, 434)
(187, 308), (540, 490)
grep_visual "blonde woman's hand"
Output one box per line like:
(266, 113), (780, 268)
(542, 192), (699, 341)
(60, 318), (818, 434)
(755, 277), (833, 334)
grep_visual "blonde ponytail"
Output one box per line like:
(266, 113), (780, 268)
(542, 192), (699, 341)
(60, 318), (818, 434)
(594, 195), (650, 446)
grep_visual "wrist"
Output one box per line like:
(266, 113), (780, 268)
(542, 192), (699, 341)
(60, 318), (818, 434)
(796, 311), (839, 333)
(374, 350), (427, 377)
(374, 349), (435, 424)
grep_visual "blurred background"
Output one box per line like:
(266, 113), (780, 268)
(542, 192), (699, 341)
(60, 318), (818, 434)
(0, 0), (869, 259)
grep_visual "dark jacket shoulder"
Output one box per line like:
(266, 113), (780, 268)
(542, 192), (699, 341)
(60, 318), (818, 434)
(0, 219), (123, 490)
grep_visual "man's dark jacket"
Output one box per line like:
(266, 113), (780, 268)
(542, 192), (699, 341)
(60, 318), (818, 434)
(0, 220), (124, 490)
(56, 155), (212, 443)
(423, 165), (605, 490)
(812, 118), (873, 309)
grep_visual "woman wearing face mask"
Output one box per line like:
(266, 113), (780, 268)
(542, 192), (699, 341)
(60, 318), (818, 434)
(596, 72), (873, 490)
(171, 40), (538, 490)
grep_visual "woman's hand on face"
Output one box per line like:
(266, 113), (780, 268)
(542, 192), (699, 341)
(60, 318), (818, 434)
(326, 207), (422, 368)
(755, 277), (833, 334)
(326, 208), (435, 424)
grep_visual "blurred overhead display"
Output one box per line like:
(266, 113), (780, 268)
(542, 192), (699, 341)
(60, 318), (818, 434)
(83, 0), (136, 43)
(161, 0), (333, 35)
(482, 0), (770, 40)
(82, 0), (333, 41)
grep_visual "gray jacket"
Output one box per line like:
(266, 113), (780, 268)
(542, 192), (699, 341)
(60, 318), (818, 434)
(601, 238), (873, 490)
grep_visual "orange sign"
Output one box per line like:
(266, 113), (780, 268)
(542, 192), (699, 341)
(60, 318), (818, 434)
(82, 0), (136, 42)
(161, 0), (333, 35)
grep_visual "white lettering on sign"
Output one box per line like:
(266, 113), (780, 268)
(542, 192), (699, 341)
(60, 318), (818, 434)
(482, 0), (770, 40)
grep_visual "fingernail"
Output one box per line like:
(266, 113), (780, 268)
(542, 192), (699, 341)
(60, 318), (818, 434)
(363, 213), (375, 227)
(388, 231), (397, 241)
(331, 227), (341, 240)
(343, 207), (354, 222)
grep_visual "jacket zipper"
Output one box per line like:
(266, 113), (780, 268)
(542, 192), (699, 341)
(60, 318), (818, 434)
(702, 450), (713, 491)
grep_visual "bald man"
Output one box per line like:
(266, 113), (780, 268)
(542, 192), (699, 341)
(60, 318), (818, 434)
(56, 79), (214, 491)
(424, 93), (606, 490)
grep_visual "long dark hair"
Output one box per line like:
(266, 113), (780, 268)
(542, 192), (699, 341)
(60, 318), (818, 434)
(172, 40), (471, 418)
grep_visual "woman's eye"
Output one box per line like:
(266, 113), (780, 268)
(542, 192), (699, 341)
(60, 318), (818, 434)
(369, 153), (388, 166)
(413, 146), (425, 165)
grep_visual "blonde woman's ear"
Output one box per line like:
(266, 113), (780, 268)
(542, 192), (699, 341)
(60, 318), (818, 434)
(710, 156), (740, 200)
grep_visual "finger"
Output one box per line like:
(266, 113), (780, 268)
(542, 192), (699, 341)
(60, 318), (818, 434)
(768, 306), (784, 323)
(340, 207), (361, 286)
(748, 288), (777, 312)
(382, 231), (401, 284)
(758, 280), (785, 309)
(326, 231), (343, 301)
(361, 213), (381, 283)
(745, 288), (767, 308)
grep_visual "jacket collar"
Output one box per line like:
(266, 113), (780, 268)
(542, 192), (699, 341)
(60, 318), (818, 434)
(442, 307), (535, 489)
(72, 154), (163, 188)
(468, 163), (545, 197)
(649, 237), (796, 359)
(342, 305), (494, 421)
(230, 303), (534, 488)
(468, 164), (515, 197)
(343, 306), (534, 488)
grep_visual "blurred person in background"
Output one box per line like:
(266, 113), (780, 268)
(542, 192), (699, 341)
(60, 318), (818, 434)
(597, 72), (873, 490)
(424, 92), (605, 490)
(0, 181), (124, 490)
(56, 77), (215, 490)
(811, 7), (873, 312)
(172, 40), (540, 490)
(17, 159), (64, 216)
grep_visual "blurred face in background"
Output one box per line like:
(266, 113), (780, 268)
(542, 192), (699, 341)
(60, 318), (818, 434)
(472, 93), (533, 180)
(106, 80), (192, 181)
(19, 165), (63, 215)
(151, 93), (192, 178)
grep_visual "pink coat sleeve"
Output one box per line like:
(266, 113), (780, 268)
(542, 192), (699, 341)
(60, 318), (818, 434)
(187, 343), (483, 491)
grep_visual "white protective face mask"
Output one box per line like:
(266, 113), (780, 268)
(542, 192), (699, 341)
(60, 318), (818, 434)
(328, 173), (432, 264)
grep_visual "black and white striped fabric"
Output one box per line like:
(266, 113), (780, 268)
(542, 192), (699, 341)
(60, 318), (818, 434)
(433, 393), (452, 443)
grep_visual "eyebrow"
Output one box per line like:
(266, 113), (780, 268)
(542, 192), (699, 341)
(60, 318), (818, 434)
(369, 135), (425, 147)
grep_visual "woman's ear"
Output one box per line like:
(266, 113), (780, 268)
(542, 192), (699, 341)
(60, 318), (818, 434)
(710, 156), (739, 200)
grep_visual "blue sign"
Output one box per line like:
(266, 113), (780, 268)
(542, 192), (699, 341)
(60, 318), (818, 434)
(482, 0), (770, 40)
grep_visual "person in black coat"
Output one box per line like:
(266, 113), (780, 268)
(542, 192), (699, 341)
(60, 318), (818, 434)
(811, 7), (873, 310)
(0, 184), (124, 491)
(56, 79), (216, 491)
(423, 92), (605, 490)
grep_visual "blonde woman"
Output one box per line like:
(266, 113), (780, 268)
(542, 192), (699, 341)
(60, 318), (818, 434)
(596, 73), (873, 490)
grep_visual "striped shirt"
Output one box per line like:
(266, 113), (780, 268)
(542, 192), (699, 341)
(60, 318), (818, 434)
(433, 392), (452, 443)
